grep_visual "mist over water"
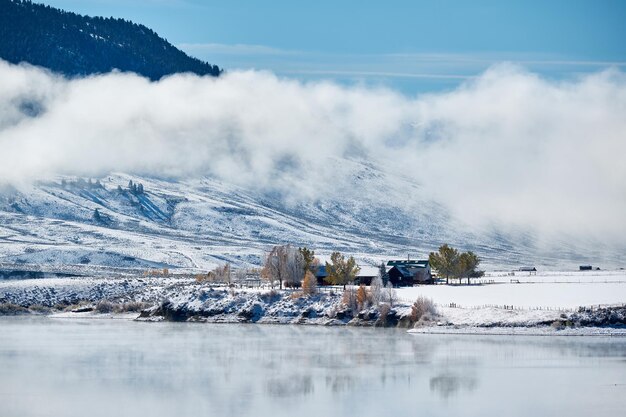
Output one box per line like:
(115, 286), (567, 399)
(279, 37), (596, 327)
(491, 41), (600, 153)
(1, 318), (625, 417)
(1, 59), (625, 244)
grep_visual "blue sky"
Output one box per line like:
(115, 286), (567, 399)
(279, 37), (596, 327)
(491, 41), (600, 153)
(40, 0), (626, 93)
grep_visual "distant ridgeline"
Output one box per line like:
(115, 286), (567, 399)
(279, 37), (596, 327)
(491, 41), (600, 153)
(0, 0), (221, 80)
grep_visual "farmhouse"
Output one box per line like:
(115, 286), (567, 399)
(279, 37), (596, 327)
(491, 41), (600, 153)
(313, 265), (383, 286)
(387, 260), (432, 286)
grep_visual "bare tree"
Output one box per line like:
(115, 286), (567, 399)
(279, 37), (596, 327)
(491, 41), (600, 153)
(370, 275), (383, 304)
(384, 282), (397, 307)
(261, 245), (304, 289)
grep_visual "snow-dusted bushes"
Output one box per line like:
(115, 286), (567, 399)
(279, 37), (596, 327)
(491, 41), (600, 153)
(302, 271), (317, 295)
(411, 296), (437, 324)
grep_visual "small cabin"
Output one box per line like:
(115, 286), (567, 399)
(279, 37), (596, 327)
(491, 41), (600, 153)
(579, 265), (593, 271)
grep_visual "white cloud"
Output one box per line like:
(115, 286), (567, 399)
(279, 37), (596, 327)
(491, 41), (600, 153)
(1, 60), (625, 243)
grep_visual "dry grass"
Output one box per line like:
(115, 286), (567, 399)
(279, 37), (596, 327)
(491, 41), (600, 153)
(95, 300), (115, 313)
(0, 302), (29, 315)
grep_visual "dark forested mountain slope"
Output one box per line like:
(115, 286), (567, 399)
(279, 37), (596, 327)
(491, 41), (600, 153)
(0, 0), (221, 79)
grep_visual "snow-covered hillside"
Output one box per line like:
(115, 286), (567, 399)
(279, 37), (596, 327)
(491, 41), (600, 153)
(0, 159), (623, 272)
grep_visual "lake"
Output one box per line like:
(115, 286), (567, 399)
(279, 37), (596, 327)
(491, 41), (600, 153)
(1, 317), (625, 417)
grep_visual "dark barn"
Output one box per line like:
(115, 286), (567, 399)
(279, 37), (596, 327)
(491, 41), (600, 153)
(386, 260), (433, 286)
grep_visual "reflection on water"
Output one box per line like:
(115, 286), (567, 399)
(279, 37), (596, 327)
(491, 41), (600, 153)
(429, 372), (478, 399)
(266, 375), (314, 398)
(1, 317), (625, 417)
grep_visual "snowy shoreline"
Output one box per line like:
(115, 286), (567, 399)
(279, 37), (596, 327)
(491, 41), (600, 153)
(1, 275), (625, 336)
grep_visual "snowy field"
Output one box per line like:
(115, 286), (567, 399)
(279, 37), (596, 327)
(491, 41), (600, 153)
(397, 271), (626, 310)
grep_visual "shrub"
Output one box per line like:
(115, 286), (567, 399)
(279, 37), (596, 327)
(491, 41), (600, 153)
(378, 303), (391, 323)
(411, 296), (437, 323)
(551, 320), (565, 330)
(356, 285), (368, 311)
(342, 287), (358, 312)
(289, 291), (305, 300)
(302, 270), (317, 296)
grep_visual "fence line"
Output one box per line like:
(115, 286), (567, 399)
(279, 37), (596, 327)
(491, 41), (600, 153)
(396, 297), (626, 313)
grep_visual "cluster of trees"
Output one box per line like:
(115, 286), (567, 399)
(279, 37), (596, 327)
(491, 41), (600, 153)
(126, 180), (144, 195)
(429, 244), (484, 285)
(260, 245), (306, 290)
(0, 0), (221, 80)
(61, 178), (103, 189)
(260, 245), (365, 294)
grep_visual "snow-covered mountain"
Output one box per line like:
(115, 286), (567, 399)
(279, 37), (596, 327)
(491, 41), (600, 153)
(1, 158), (622, 272)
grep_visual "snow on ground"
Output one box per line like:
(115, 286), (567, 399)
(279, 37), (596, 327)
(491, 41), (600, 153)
(2, 172), (625, 272)
(397, 272), (626, 310)
(0, 276), (195, 307)
(408, 325), (626, 336)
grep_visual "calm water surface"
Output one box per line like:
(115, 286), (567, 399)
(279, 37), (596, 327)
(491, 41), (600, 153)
(1, 317), (625, 417)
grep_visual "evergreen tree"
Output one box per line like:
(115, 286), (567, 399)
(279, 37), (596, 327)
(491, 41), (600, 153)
(0, 0), (222, 80)
(457, 251), (483, 285)
(93, 208), (101, 222)
(429, 244), (460, 285)
(299, 247), (315, 272)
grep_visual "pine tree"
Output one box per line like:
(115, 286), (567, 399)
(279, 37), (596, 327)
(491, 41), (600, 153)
(429, 244), (460, 285)
(457, 251), (483, 285)
(93, 208), (101, 222)
(299, 247), (315, 272)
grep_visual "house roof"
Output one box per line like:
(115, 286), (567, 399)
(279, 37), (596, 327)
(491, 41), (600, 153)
(357, 266), (379, 277)
(314, 265), (328, 278)
(387, 260), (429, 268)
(315, 264), (379, 278)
